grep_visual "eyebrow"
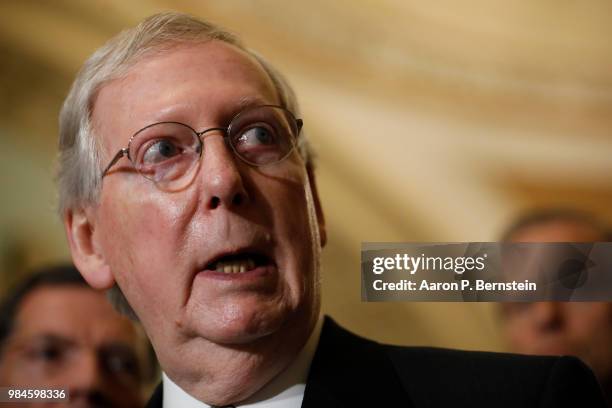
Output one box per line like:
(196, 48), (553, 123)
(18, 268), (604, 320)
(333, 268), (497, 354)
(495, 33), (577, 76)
(14, 333), (76, 351)
(144, 96), (273, 128)
(216, 96), (276, 127)
(33, 333), (74, 344)
(236, 96), (270, 109)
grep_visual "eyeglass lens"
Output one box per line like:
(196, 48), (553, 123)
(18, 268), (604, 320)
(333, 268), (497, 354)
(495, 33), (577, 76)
(127, 106), (299, 191)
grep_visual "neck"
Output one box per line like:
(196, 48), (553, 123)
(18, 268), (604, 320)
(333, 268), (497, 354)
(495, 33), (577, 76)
(162, 313), (319, 406)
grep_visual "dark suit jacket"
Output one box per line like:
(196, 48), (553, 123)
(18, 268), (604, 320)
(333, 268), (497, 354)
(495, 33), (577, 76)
(146, 316), (606, 407)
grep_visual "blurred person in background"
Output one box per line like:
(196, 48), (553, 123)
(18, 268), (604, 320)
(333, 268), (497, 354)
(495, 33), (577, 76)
(0, 264), (158, 408)
(500, 208), (612, 405)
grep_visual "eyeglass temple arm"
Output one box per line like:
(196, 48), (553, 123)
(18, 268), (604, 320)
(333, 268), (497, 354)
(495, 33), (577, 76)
(102, 148), (128, 177)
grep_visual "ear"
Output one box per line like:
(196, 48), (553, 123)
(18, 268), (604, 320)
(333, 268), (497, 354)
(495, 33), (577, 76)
(64, 207), (115, 290)
(306, 164), (327, 247)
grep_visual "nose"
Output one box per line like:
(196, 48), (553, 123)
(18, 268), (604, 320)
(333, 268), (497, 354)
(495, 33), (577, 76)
(530, 302), (563, 332)
(198, 133), (250, 210)
(67, 351), (99, 388)
(64, 352), (108, 404)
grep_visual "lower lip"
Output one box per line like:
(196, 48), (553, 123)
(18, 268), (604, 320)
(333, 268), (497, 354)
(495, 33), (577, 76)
(196, 265), (275, 281)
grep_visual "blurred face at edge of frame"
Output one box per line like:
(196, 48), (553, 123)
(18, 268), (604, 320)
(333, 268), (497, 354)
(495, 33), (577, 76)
(0, 285), (148, 408)
(501, 219), (612, 381)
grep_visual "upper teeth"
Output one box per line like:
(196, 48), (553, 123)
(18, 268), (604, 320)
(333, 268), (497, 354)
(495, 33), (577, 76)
(215, 258), (256, 274)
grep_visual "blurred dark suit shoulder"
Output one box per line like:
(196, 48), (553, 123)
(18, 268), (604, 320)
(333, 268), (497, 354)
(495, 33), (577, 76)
(146, 316), (606, 407)
(303, 317), (605, 407)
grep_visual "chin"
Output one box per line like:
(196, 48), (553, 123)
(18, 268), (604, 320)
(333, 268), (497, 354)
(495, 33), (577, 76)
(191, 298), (296, 345)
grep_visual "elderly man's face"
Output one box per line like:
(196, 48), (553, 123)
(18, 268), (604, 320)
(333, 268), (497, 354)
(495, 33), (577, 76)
(0, 285), (147, 408)
(72, 41), (324, 372)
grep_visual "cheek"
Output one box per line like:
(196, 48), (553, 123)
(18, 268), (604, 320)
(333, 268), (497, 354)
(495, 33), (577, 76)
(0, 354), (29, 384)
(0, 353), (58, 386)
(259, 160), (317, 237)
(261, 163), (321, 300)
(96, 187), (196, 312)
(505, 320), (533, 346)
(99, 185), (190, 256)
(567, 304), (610, 336)
(260, 166), (316, 254)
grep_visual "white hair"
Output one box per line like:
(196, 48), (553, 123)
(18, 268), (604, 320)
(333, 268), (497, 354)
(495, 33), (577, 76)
(57, 12), (313, 318)
(57, 11), (311, 216)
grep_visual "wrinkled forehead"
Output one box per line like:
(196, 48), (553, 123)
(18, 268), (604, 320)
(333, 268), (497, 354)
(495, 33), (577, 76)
(92, 40), (280, 126)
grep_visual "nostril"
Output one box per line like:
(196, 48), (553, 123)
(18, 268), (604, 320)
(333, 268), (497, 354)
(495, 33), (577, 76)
(210, 196), (220, 209)
(208, 192), (247, 210)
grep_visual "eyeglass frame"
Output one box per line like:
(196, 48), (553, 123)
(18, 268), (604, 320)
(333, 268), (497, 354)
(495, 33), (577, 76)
(100, 104), (304, 182)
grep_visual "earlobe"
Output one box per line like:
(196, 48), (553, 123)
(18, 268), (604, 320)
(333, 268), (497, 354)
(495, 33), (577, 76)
(306, 164), (327, 247)
(64, 207), (115, 289)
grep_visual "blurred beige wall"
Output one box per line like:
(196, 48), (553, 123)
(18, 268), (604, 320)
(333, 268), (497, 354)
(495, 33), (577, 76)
(1, 0), (611, 352)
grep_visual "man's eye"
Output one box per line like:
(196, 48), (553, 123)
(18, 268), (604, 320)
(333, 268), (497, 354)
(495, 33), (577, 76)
(101, 347), (141, 382)
(236, 126), (276, 147)
(142, 139), (182, 164)
(29, 345), (63, 362)
(106, 354), (139, 376)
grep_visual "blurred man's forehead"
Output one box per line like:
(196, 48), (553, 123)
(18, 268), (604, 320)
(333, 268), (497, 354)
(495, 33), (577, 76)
(13, 285), (138, 344)
(508, 220), (605, 242)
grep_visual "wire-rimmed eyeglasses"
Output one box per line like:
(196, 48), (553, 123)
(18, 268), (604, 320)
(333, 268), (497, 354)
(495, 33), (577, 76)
(101, 105), (303, 191)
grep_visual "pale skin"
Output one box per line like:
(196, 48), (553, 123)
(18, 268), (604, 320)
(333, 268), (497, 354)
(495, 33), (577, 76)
(64, 41), (326, 405)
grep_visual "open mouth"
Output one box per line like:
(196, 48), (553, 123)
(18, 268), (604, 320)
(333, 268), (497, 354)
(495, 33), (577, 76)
(205, 252), (272, 274)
